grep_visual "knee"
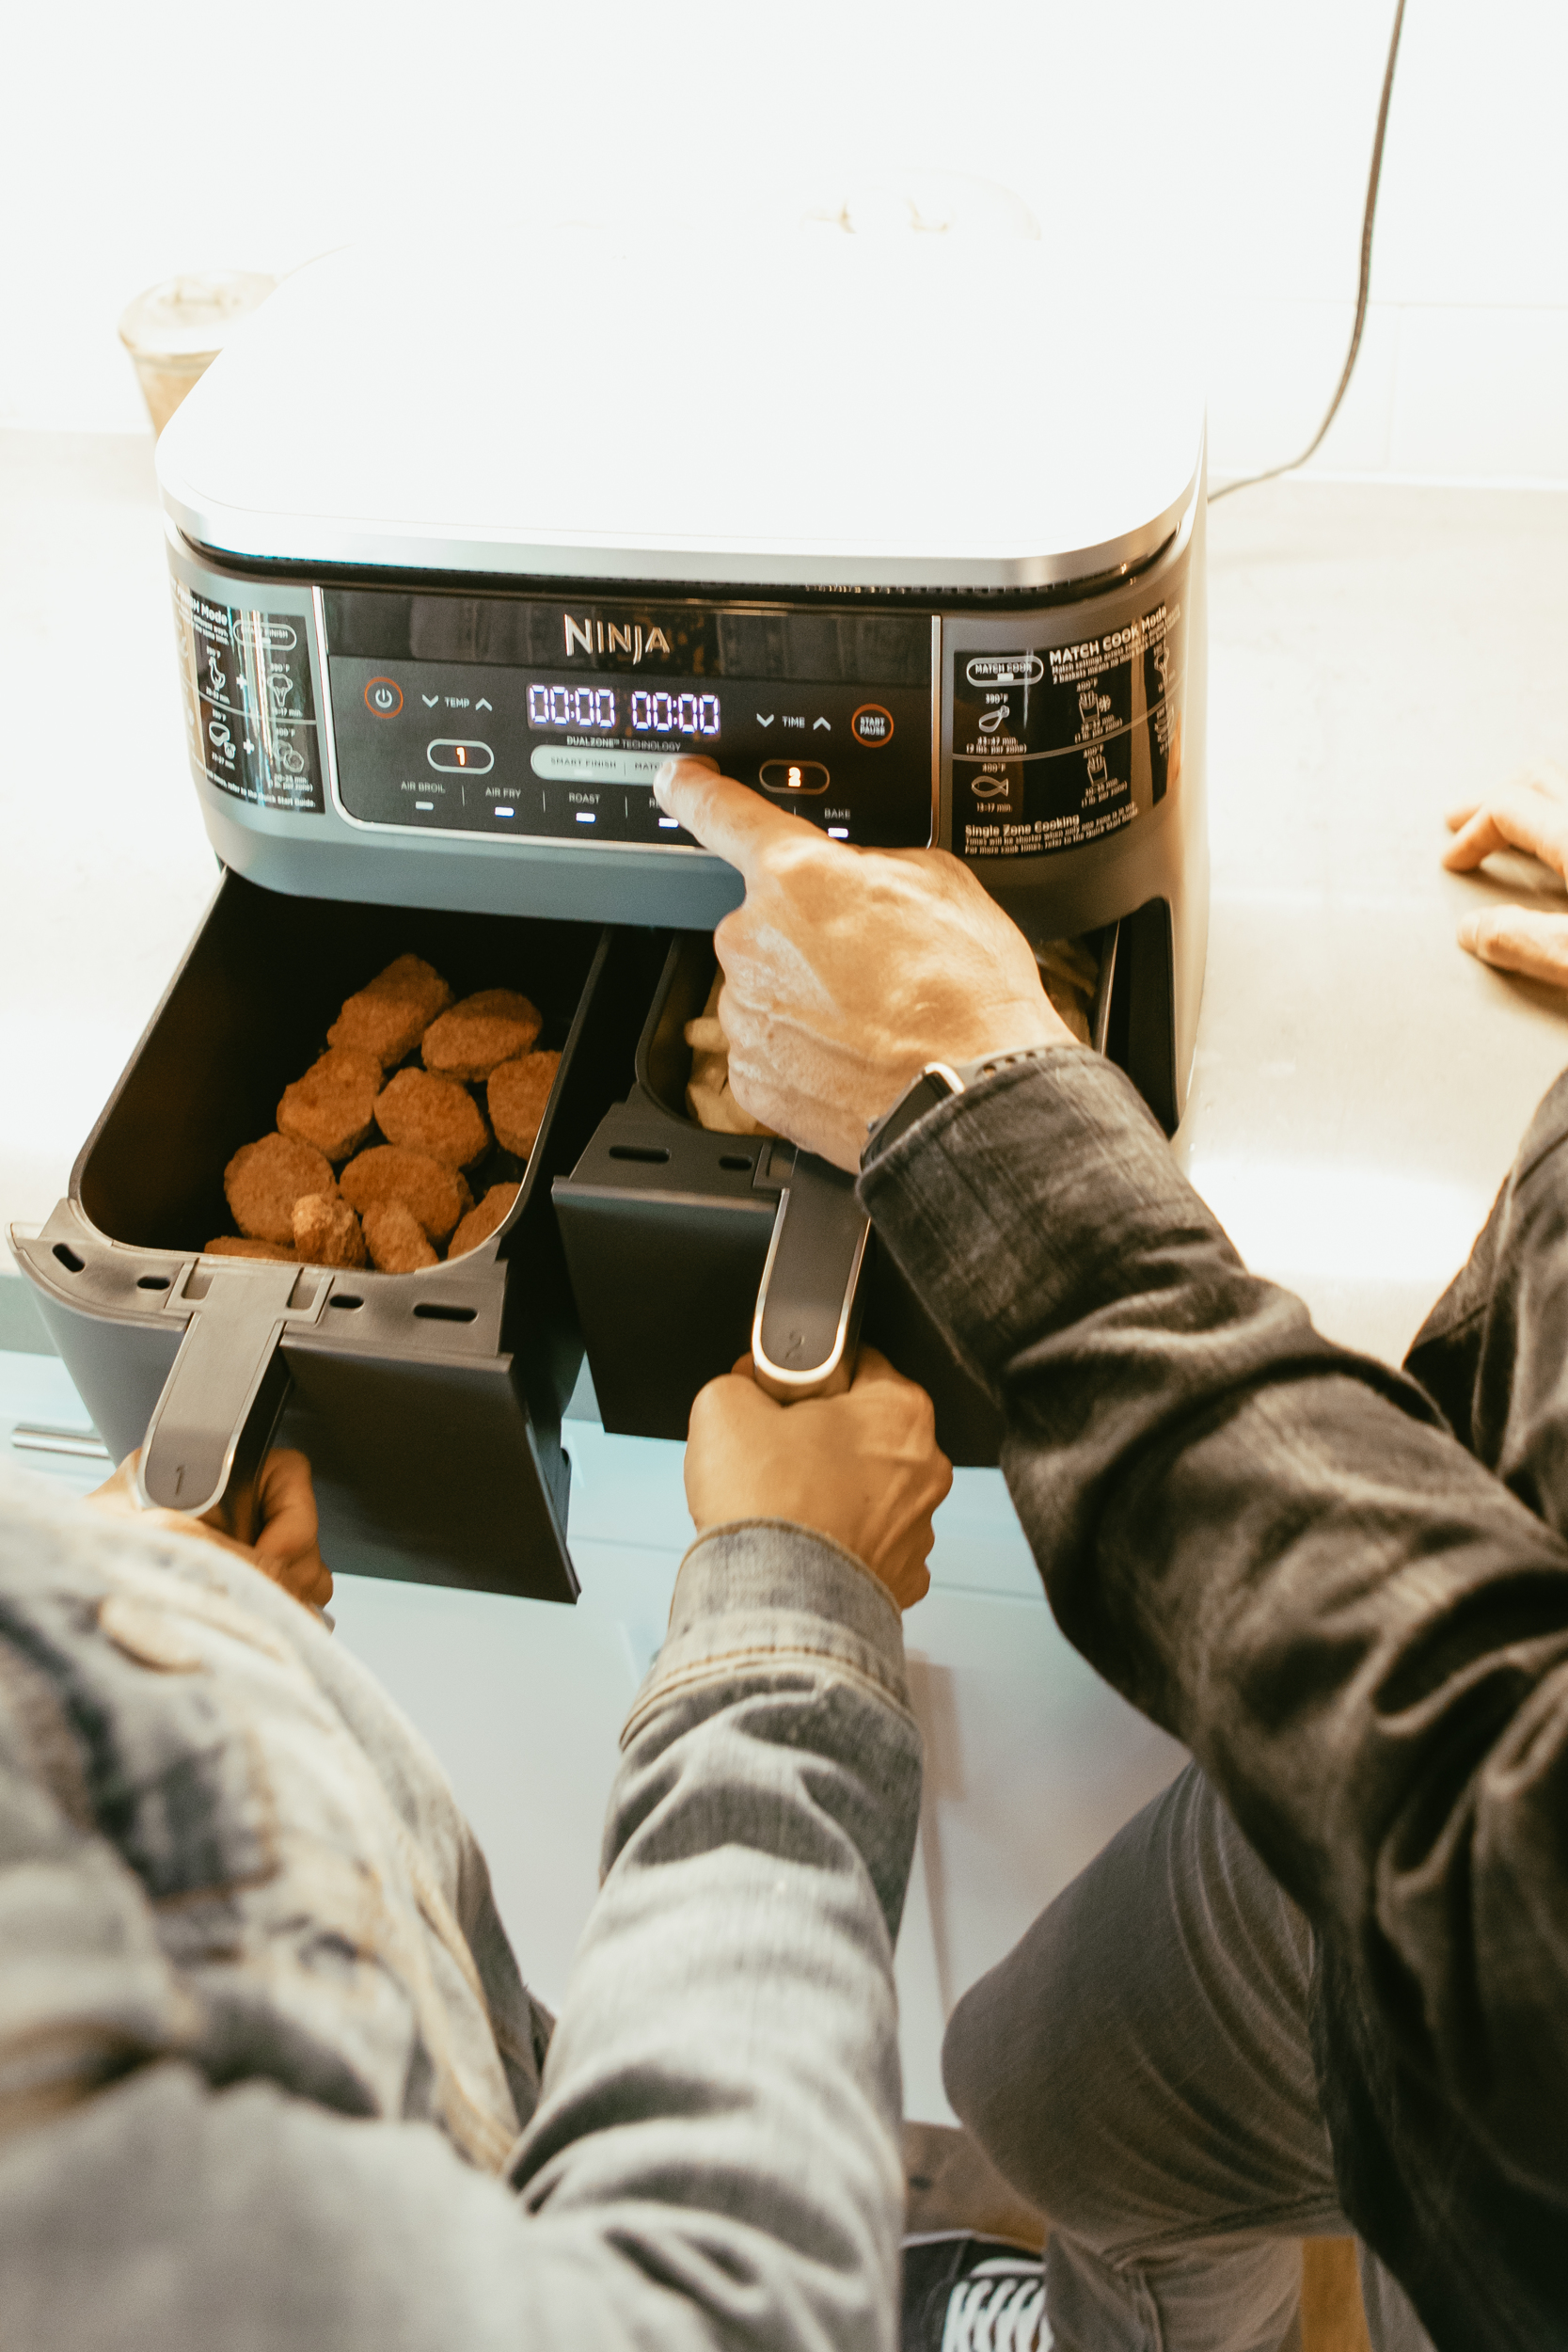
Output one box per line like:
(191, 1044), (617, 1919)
(939, 1894), (1119, 2235)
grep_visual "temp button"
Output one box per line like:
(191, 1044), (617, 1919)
(426, 739), (495, 773)
(759, 758), (830, 796)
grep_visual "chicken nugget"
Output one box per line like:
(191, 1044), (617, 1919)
(362, 1200), (438, 1274)
(224, 1133), (337, 1246)
(373, 1067), (490, 1169)
(328, 953), (454, 1069)
(422, 989), (542, 1082)
(293, 1192), (368, 1269)
(487, 1051), (561, 1158)
(449, 1182), (520, 1260)
(277, 1046), (383, 1162)
(204, 1235), (298, 1263)
(340, 1144), (471, 1245)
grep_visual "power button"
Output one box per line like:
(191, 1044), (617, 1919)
(365, 676), (403, 717)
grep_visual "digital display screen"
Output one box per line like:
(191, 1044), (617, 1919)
(329, 645), (932, 850)
(526, 682), (721, 738)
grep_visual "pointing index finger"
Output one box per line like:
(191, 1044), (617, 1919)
(654, 756), (819, 880)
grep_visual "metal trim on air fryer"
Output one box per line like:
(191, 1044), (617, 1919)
(158, 476), (1199, 596)
(930, 615), (942, 850)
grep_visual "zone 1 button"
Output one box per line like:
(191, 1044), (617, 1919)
(851, 703), (894, 746)
(365, 676), (404, 716)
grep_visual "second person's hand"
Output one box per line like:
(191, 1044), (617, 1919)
(1443, 758), (1568, 987)
(86, 1446), (334, 1611)
(685, 1347), (953, 1611)
(654, 756), (1076, 1171)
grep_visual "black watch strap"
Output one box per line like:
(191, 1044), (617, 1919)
(861, 1044), (1059, 1172)
(861, 1063), (963, 1170)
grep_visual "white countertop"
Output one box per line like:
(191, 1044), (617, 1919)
(4, 431), (1567, 2120)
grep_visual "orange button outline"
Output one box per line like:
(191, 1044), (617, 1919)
(365, 675), (404, 717)
(851, 702), (895, 747)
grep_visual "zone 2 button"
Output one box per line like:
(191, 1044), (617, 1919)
(760, 758), (830, 795)
(851, 704), (894, 746)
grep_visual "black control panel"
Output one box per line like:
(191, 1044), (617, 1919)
(325, 591), (934, 851)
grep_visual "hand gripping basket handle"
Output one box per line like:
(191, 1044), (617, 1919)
(137, 1262), (323, 1542)
(752, 1151), (871, 1404)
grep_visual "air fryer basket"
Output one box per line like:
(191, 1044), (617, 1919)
(11, 872), (666, 1599)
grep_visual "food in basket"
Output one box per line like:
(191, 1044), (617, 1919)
(422, 989), (542, 1082)
(373, 1067), (491, 1169)
(362, 1200), (439, 1273)
(277, 1046), (384, 1162)
(449, 1182), (520, 1259)
(487, 1052), (561, 1158)
(340, 1144), (471, 1245)
(684, 973), (775, 1136)
(1037, 938), (1097, 1046)
(327, 954), (453, 1069)
(293, 1192), (368, 1268)
(224, 1133), (337, 1246)
(204, 1235), (298, 1262)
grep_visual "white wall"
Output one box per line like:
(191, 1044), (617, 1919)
(4, 0), (1567, 485)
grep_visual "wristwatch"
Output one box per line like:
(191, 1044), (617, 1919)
(861, 1044), (1061, 1170)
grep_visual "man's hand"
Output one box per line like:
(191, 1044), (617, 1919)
(655, 756), (1075, 1171)
(1443, 759), (1568, 986)
(86, 1446), (333, 1611)
(685, 1347), (952, 1611)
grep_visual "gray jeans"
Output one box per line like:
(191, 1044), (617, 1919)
(942, 1763), (1434, 2352)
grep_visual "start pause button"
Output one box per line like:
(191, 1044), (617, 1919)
(851, 704), (894, 747)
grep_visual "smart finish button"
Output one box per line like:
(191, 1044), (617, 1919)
(850, 704), (894, 747)
(365, 676), (403, 716)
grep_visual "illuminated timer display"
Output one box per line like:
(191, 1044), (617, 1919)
(526, 682), (720, 737)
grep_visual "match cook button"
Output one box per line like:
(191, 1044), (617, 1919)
(365, 676), (403, 717)
(759, 758), (830, 795)
(850, 704), (894, 747)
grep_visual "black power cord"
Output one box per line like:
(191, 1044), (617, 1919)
(1209, 0), (1409, 503)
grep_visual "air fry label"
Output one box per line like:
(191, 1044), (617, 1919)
(953, 597), (1185, 861)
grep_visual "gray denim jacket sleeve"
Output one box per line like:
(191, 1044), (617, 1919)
(859, 1050), (1568, 2338)
(864, 1049), (1568, 2183)
(0, 1486), (919, 2352)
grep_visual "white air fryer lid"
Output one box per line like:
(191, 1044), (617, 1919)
(158, 225), (1204, 592)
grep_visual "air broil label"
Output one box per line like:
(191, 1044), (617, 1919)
(171, 581), (325, 814)
(953, 597), (1184, 861)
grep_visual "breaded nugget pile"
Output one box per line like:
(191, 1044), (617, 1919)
(422, 989), (541, 1082)
(329, 954), (453, 1069)
(277, 1047), (383, 1162)
(206, 953), (555, 1274)
(488, 1052), (561, 1158)
(374, 1068), (491, 1168)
